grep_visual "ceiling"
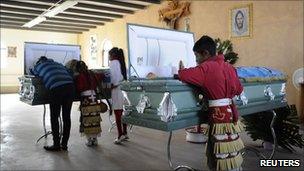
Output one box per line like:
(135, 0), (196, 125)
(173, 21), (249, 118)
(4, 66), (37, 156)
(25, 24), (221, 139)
(0, 0), (161, 34)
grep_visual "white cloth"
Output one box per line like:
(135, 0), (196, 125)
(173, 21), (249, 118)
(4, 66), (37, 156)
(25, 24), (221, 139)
(110, 60), (124, 110)
(81, 90), (96, 96)
(208, 98), (232, 107)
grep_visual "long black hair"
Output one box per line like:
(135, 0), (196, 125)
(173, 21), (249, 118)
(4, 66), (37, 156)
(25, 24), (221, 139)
(109, 47), (127, 80)
(75, 60), (95, 89)
(76, 60), (88, 74)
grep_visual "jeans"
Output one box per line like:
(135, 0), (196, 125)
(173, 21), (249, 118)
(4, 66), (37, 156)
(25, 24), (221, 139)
(49, 83), (75, 146)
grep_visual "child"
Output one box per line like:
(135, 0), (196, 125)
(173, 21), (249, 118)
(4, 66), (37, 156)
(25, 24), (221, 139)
(178, 36), (244, 171)
(109, 47), (128, 144)
(75, 61), (103, 146)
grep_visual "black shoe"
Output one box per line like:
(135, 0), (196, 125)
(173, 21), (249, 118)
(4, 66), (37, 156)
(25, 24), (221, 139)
(44, 145), (61, 151)
(61, 145), (68, 151)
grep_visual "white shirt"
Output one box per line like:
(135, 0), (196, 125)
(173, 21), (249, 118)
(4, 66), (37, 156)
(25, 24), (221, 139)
(110, 60), (124, 110)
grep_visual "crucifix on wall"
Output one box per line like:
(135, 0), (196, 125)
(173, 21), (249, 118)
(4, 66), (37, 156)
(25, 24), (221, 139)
(158, 0), (191, 30)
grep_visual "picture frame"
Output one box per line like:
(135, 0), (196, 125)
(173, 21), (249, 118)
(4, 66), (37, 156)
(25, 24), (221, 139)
(90, 34), (97, 60)
(230, 4), (253, 38)
(7, 46), (17, 58)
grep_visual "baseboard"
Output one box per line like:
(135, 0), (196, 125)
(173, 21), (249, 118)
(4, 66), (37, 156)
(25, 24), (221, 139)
(0, 86), (19, 94)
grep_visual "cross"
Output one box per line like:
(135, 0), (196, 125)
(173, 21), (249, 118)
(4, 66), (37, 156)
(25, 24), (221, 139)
(88, 93), (96, 103)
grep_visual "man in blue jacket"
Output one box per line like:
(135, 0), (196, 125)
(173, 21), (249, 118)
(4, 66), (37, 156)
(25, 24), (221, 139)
(31, 56), (75, 151)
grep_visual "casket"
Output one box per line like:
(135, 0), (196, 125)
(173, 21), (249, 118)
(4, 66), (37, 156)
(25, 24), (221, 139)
(18, 42), (111, 105)
(121, 24), (288, 132)
(121, 79), (203, 131)
(19, 75), (50, 105)
(121, 77), (287, 131)
(19, 69), (111, 105)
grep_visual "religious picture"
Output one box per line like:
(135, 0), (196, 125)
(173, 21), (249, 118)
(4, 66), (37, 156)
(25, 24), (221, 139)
(7, 46), (17, 58)
(230, 4), (252, 38)
(90, 35), (97, 60)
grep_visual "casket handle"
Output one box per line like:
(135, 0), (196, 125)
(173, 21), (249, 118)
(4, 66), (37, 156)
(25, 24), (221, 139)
(27, 85), (35, 99)
(237, 91), (248, 105)
(19, 85), (24, 96)
(264, 85), (275, 100)
(136, 94), (151, 114)
(279, 83), (287, 102)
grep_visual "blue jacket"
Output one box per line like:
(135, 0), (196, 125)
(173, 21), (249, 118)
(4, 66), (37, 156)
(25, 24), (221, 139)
(30, 59), (73, 90)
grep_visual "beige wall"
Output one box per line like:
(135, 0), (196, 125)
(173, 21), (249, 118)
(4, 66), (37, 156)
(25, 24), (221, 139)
(0, 28), (78, 92)
(78, 1), (303, 112)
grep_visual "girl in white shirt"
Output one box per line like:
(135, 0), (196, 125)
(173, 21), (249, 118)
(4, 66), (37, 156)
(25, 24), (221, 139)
(109, 47), (128, 144)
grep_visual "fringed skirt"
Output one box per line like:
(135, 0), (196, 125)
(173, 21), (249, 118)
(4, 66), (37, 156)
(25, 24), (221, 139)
(206, 105), (244, 171)
(79, 90), (102, 136)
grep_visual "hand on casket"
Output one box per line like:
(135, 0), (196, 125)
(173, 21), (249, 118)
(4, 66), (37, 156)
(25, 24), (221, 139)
(179, 60), (185, 70)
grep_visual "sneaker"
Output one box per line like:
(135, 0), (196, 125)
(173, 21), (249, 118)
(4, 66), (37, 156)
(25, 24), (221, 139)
(92, 138), (98, 146)
(114, 136), (124, 144)
(61, 145), (68, 151)
(44, 145), (61, 151)
(86, 138), (94, 147)
(121, 134), (129, 141)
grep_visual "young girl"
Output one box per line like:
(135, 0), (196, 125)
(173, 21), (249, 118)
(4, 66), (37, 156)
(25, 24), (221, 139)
(75, 61), (103, 146)
(109, 47), (128, 144)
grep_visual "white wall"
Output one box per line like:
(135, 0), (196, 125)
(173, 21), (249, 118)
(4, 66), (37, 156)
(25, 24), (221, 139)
(0, 28), (78, 92)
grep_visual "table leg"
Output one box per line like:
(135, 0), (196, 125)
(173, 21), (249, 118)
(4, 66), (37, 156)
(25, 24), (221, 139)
(167, 131), (195, 171)
(129, 125), (133, 133)
(43, 104), (47, 135)
(37, 105), (51, 143)
(108, 112), (116, 132)
(242, 110), (277, 159)
(36, 104), (63, 143)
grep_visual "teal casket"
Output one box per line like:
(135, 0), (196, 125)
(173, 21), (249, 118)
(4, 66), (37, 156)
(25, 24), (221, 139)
(19, 69), (111, 105)
(121, 75), (287, 132)
(120, 24), (287, 132)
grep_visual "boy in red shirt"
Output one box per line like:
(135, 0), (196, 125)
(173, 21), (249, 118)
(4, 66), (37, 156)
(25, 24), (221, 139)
(178, 36), (244, 171)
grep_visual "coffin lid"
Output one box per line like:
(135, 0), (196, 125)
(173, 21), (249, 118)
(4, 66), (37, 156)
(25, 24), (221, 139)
(127, 24), (196, 79)
(24, 42), (80, 75)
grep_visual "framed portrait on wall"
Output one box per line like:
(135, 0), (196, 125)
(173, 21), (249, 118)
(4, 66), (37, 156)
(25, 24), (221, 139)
(230, 4), (253, 38)
(7, 46), (17, 58)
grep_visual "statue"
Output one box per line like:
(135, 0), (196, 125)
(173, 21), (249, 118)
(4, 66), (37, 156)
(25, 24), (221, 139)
(184, 17), (190, 32)
(158, 0), (190, 30)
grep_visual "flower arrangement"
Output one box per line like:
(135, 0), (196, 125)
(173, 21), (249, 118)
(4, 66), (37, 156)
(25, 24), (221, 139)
(243, 105), (304, 152)
(215, 38), (239, 65)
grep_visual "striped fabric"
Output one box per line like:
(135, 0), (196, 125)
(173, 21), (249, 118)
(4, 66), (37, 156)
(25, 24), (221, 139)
(31, 59), (73, 90)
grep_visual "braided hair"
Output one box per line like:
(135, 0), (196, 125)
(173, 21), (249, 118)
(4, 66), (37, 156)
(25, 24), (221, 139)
(109, 47), (127, 80)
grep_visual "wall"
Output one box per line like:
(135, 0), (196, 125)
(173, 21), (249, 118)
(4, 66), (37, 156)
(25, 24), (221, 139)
(78, 1), (303, 116)
(0, 28), (78, 93)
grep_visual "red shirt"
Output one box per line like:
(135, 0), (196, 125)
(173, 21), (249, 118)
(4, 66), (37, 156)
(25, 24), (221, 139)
(178, 54), (243, 100)
(76, 72), (103, 93)
(178, 55), (243, 123)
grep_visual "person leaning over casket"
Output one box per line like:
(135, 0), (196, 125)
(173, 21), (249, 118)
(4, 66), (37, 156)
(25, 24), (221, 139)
(31, 56), (75, 151)
(178, 36), (244, 171)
